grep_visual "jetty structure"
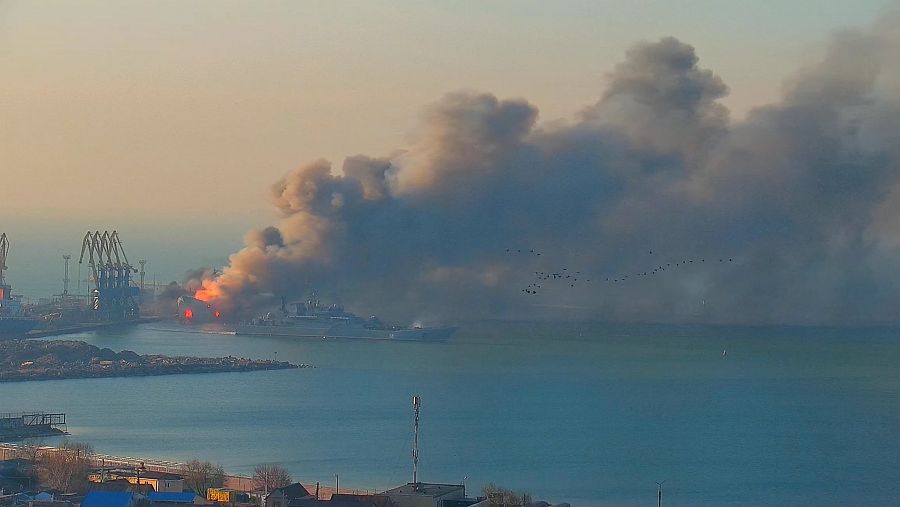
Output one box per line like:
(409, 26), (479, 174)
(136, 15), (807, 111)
(0, 412), (67, 441)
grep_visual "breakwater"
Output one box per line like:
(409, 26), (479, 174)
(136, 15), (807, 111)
(0, 338), (304, 382)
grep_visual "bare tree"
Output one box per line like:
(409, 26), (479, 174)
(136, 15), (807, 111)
(483, 483), (532, 507)
(182, 459), (226, 496)
(15, 438), (44, 490)
(42, 441), (94, 494)
(252, 463), (292, 496)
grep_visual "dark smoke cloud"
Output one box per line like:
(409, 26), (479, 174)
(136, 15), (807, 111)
(196, 12), (900, 325)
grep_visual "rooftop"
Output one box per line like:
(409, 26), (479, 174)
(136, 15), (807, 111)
(270, 483), (312, 500)
(82, 491), (134, 507)
(148, 492), (198, 504)
(383, 484), (464, 498)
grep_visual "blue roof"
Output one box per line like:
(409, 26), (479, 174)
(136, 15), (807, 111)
(82, 492), (133, 507)
(148, 492), (196, 504)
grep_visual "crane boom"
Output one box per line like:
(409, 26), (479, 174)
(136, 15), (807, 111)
(77, 230), (140, 320)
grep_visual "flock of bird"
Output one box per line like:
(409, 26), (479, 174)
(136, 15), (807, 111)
(506, 248), (735, 296)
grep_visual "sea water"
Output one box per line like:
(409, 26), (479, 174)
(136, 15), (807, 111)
(2, 322), (898, 506)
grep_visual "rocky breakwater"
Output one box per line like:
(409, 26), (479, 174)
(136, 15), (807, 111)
(0, 339), (305, 382)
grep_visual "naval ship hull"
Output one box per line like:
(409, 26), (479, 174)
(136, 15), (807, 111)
(232, 322), (457, 341)
(177, 295), (456, 341)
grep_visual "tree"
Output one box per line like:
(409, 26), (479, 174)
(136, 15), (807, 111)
(15, 438), (44, 490)
(482, 483), (532, 507)
(252, 464), (292, 495)
(182, 459), (226, 496)
(42, 441), (94, 494)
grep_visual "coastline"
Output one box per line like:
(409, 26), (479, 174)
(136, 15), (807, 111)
(0, 335), (307, 383)
(0, 443), (372, 500)
(0, 359), (302, 383)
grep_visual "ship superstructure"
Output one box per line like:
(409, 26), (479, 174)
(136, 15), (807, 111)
(178, 294), (456, 341)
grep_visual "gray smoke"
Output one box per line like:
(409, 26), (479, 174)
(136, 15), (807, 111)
(196, 12), (900, 325)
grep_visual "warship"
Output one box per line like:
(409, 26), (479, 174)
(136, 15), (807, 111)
(177, 295), (456, 341)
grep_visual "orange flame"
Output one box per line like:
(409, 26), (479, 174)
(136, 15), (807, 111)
(193, 280), (223, 304)
(184, 308), (193, 319)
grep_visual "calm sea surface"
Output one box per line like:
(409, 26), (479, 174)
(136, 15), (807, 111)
(2, 322), (899, 506)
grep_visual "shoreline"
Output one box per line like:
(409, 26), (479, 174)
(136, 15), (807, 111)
(0, 443), (379, 500)
(0, 360), (302, 383)
(24, 316), (165, 339)
(0, 336), (308, 383)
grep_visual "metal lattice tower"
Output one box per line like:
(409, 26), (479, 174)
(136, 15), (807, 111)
(0, 233), (8, 287)
(62, 255), (71, 296)
(138, 259), (147, 302)
(412, 395), (421, 486)
(78, 230), (141, 321)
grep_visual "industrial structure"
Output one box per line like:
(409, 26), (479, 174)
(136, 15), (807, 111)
(0, 412), (67, 440)
(78, 230), (141, 321)
(0, 233), (9, 288)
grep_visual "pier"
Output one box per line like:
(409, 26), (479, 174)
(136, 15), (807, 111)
(0, 412), (67, 441)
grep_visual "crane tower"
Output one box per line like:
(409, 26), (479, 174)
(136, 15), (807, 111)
(78, 230), (141, 321)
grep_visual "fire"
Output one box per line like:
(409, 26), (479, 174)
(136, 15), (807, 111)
(184, 308), (193, 320)
(213, 310), (221, 318)
(193, 280), (223, 304)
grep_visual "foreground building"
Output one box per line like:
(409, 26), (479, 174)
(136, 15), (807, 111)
(383, 484), (467, 507)
(264, 484), (312, 507)
(147, 492), (207, 507)
(88, 470), (185, 494)
(81, 492), (137, 507)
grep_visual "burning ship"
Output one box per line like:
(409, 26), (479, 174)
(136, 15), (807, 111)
(0, 234), (38, 340)
(177, 295), (456, 341)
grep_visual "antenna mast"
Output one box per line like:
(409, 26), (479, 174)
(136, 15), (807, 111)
(62, 255), (71, 295)
(412, 395), (421, 486)
(139, 259), (147, 302)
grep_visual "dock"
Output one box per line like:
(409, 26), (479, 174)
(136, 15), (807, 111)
(24, 316), (163, 339)
(0, 412), (68, 441)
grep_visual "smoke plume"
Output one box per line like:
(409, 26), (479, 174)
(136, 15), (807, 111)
(195, 12), (900, 325)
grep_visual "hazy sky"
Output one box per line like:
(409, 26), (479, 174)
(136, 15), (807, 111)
(1, 0), (892, 219)
(1, 1), (896, 302)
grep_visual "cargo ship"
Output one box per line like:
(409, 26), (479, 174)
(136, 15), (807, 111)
(0, 233), (39, 340)
(0, 284), (38, 339)
(177, 295), (456, 341)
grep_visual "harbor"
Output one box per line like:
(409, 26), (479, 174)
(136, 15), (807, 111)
(1, 230), (168, 342)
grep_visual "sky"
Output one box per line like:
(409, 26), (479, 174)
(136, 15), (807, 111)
(2, 1), (899, 324)
(1, 0), (891, 219)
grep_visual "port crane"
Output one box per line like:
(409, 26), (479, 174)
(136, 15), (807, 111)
(78, 230), (140, 321)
